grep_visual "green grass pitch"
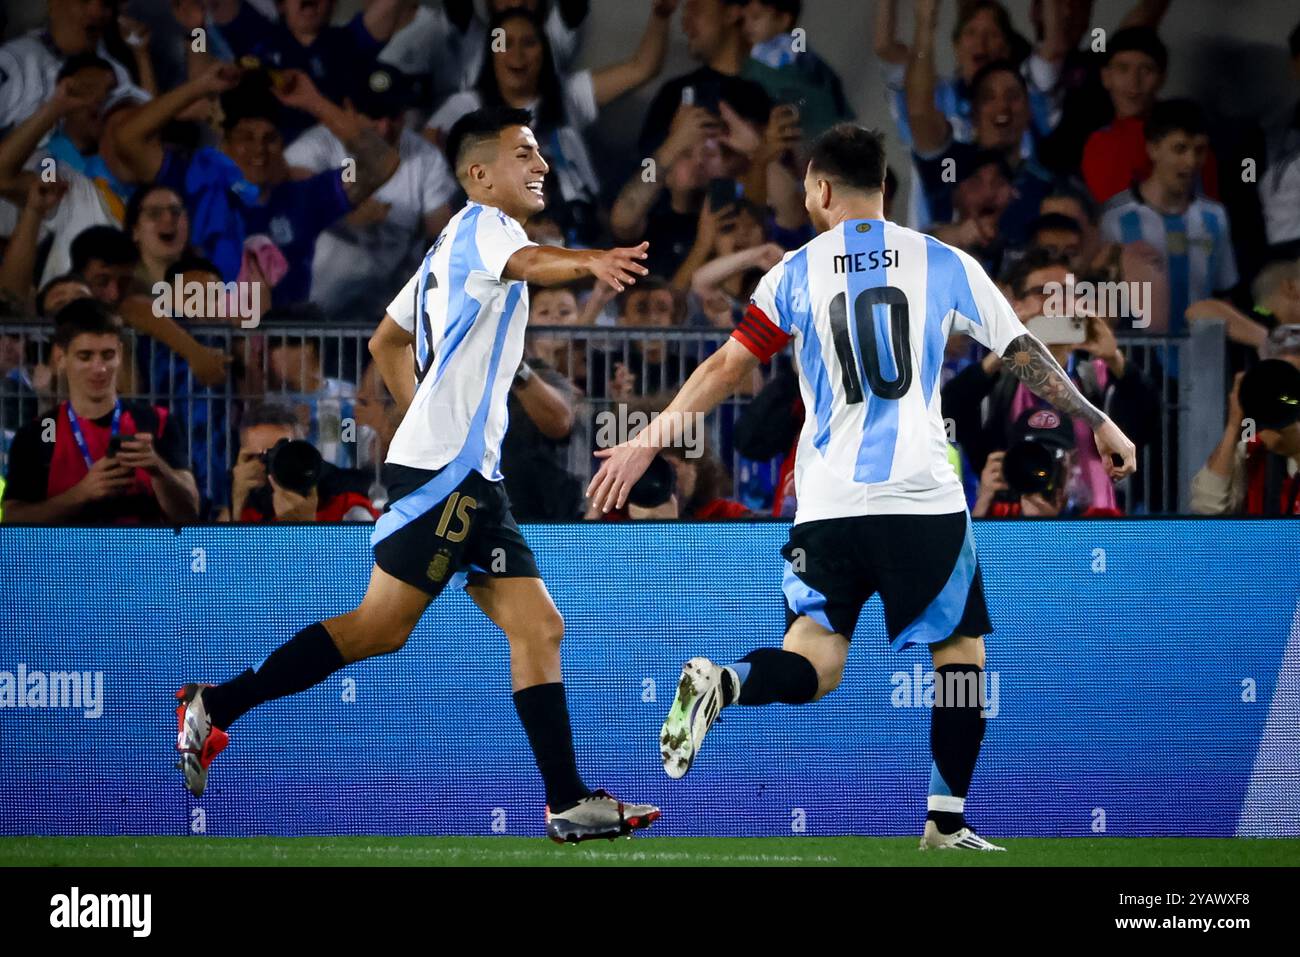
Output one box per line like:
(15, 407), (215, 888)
(2, 837), (1295, 867)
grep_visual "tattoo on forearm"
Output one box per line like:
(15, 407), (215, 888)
(342, 126), (397, 205)
(1001, 333), (1106, 427)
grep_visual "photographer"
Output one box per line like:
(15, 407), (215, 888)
(222, 402), (378, 523)
(590, 448), (749, 521)
(2, 301), (198, 525)
(974, 409), (1123, 518)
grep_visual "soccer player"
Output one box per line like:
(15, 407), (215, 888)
(588, 123), (1137, 851)
(176, 107), (661, 844)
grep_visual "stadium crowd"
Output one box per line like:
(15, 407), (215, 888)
(0, 0), (1299, 525)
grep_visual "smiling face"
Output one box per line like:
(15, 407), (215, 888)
(530, 288), (579, 325)
(58, 332), (121, 404)
(223, 118), (287, 188)
(954, 8), (1011, 83)
(462, 125), (550, 222)
(133, 187), (190, 264)
(1102, 51), (1163, 119)
(973, 69), (1031, 152)
(494, 17), (545, 101)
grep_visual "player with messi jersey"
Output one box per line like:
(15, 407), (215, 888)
(175, 107), (661, 844)
(588, 124), (1137, 850)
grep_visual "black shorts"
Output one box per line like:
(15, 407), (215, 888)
(780, 511), (992, 650)
(371, 463), (540, 598)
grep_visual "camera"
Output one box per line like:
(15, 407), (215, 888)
(260, 438), (323, 497)
(627, 454), (676, 509)
(1000, 408), (1077, 499)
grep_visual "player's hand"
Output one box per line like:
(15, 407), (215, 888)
(114, 433), (165, 476)
(587, 442), (659, 513)
(74, 456), (136, 503)
(1093, 418), (1136, 481)
(589, 242), (649, 293)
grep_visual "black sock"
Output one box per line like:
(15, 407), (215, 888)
(512, 682), (589, 811)
(926, 664), (987, 834)
(203, 622), (346, 730)
(734, 648), (819, 705)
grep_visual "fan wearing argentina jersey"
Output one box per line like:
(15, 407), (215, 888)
(589, 123), (1138, 852)
(175, 107), (662, 844)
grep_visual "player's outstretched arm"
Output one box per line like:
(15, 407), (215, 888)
(586, 338), (760, 512)
(504, 242), (649, 291)
(1000, 332), (1138, 481)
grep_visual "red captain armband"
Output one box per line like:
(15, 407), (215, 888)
(731, 304), (791, 362)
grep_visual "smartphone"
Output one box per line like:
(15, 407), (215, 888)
(680, 85), (695, 106)
(106, 436), (125, 458)
(1026, 315), (1087, 346)
(708, 177), (738, 212)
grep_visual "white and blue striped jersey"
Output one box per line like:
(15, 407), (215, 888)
(383, 201), (536, 479)
(1099, 188), (1238, 333)
(733, 219), (1029, 523)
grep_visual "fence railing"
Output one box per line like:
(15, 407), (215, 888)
(0, 320), (1225, 516)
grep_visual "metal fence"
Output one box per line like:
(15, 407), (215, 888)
(0, 319), (1226, 517)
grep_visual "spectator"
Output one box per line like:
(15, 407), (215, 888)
(0, 79), (119, 294)
(1099, 99), (1237, 335)
(679, 199), (783, 331)
(110, 63), (400, 305)
(610, 100), (725, 277)
(124, 183), (191, 291)
(602, 277), (695, 398)
(286, 65), (454, 321)
(909, 59), (1059, 245)
(637, 0), (772, 156)
(379, 0), (591, 110)
(39, 54), (122, 190)
(35, 273), (92, 319)
(1, 299), (198, 524)
(500, 355), (583, 521)
(426, 4), (672, 246)
(265, 327), (359, 469)
(740, 0), (852, 140)
(972, 407), (1123, 517)
(70, 225), (138, 309)
(222, 399), (378, 522)
(942, 249), (1157, 512)
(1191, 358), (1300, 515)
(1253, 257), (1300, 334)
(662, 444), (751, 518)
(527, 286), (588, 389)
(0, 0), (143, 135)
(1259, 20), (1300, 257)
(1081, 28), (1217, 205)
(927, 149), (1014, 275)
(189, 0), (406, 143)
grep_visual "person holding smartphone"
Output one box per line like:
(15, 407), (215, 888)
(1, 300), (198, 525)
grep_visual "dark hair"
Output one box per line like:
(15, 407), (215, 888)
(475, 9), (564, 132)
(753, 0), (801, 22)
(55, 52), (115, 83)
(70, 226), (139, 272)
(1291, 20), (1300, 59)
(52, 299), (122, 349)
(240, 400), (304, 436)
(170, 253), (221, 278)
(35, 272), (90, 319)
(1043, 181), (1099, 225)
(969, 58), (1029, 103)
(661, 444), (738, 515)
(808, 123), (887, 193)
(1002, 247), (1072, 298)
(220, 72), (282, 133)
(1144, 98), (1207, 144)
(1030, 212), (1084, 238)
(616, 275), (684, 322)
(956, 148), (1013, 185)
(1104, 26), (1168, 73)
(446, 105), (535, 175)
(953, 1), (1014, 48)
(123, 182), (186, 235)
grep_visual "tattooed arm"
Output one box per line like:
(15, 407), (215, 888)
(272, 70), (400, 207)
(1001, 332), (1138, 479)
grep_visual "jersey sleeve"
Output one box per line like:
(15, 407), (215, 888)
(948, 247), (1029, 356)
(731, 259), (793, 362)
(384, 267), (422, 333)
(475, 208), (536, 282)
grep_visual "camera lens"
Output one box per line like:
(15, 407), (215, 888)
(627, 454), (676, 509)
(266, 439), (323, 497)
(1002, 441), (1062, 497)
